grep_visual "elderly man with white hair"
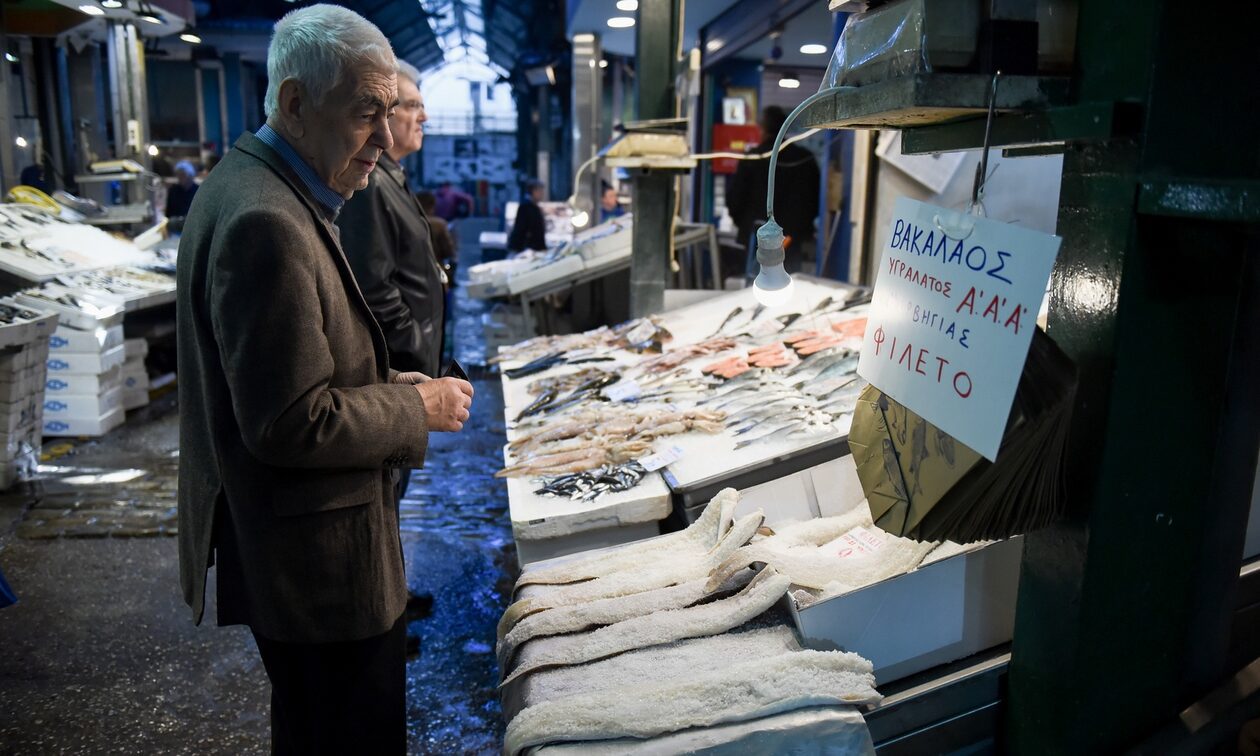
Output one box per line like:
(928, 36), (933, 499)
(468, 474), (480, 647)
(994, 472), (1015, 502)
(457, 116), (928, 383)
(175, 6), (474, 753)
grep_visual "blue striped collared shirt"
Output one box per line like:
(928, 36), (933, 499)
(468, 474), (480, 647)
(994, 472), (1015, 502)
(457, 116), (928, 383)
(255, 123), (345, 215)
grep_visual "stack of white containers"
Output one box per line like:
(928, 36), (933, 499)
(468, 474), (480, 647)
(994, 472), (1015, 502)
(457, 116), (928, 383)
(41, 316), (127, 438)
(0, 308), (58, 489)
(121, 338), (150, 410)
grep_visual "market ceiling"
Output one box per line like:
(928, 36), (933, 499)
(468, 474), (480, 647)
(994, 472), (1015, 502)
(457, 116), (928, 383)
(190, 0), (557, 76)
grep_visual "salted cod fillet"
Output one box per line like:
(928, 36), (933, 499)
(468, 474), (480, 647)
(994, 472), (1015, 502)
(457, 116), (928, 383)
(525, 625), (802, 704)
(503, 648), (880, 755)
(511, 487), (740, 594)
(499, 508), (764, 639)
(497, 570), (754, 672)
(707, 517), (937, 595)
(500, 567), (790, 688)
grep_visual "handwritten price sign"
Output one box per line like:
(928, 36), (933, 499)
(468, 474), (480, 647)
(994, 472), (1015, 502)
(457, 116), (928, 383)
(857, 197), (1061, 460)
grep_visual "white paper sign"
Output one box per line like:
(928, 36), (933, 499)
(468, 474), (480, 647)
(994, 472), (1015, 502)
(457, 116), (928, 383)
(639, 444), (684, 472)
(821, 526), (886, 559)
(857, 197), (1061, 461)
(605, 380), (641, 402)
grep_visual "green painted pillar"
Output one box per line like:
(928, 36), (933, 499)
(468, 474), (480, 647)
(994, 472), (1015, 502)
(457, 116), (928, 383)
(1006, 3), (1260, 751)
(629, 0), (680, 317)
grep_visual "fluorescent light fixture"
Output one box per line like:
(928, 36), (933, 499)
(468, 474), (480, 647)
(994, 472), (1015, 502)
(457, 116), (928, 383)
(616, 0), (638, 10)
(139, 12), (163, 23)
(800, 43), (828, 55)
(705, 39), (723, 52)
(179, 33), (201, 43)
(778, 75), (801, 89)
(571, 210), (590, 229)
(607, 16), (635, 28)
(14, 136), (29, 148)
(3, 53), (17, 63)
(101, 0), (122, 6)
(79, 4), (106, 16)
(147, 144), (160, 157)
(598, 59), (608, 69)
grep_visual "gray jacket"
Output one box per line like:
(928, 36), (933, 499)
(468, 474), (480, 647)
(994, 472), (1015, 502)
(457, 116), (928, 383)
(176, 132), (429, 643)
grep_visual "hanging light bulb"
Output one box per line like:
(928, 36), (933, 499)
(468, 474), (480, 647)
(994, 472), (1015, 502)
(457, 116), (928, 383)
(147, 144), (160, 156)
(752, 219), (795, 307)
(14, 136), (29, 149)
(101, 0), (123, 7)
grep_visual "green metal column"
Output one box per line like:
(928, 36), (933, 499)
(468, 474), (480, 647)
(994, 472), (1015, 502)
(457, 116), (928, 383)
(1007, 3), (1260, 752)
(629, 0), (680, 317)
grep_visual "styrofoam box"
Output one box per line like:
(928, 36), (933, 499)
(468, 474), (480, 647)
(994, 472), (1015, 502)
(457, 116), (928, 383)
(0, 311), (58, 350)
(49, 324), (125, 354)
(13, 292), (124, 331)
(0, 343), (42, 373)
(122, 363), (149, 385)
(42, 387), (123, 420)
(45, 365), (123, 396)
(46, 343), (127, 376)
(506, 256), (585, 295)
(123, 337), (148, 361)
(789, 536), (1023, 686)
(43, 405), (125, 437)
(123, 390), (150, 411)
(0, 424), (39, 461)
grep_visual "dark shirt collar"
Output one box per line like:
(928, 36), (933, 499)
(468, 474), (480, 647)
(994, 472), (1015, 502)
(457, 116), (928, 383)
(255, 123), (345, 216)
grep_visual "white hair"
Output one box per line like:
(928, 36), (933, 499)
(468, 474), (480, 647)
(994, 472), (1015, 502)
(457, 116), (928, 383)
(264, 4), (396, 118)
(396, 60), (421, 89)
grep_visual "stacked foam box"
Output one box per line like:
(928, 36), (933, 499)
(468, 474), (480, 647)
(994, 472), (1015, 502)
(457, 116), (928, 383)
(41, 321), (127, 438)
(122, 338), (150, 410)
(0, 308), (58, 489)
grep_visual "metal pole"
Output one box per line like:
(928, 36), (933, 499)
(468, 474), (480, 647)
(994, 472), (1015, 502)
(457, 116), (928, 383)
(630, 0), (680, 317)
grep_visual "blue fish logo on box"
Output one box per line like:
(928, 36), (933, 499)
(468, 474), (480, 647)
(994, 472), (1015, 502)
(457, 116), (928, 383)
(47, 360), (69, 371)
(50, 336), (69, 349)
(47, 379), (68, 391)
(44, 401), (67, 412)
(45, 421), (69, 433)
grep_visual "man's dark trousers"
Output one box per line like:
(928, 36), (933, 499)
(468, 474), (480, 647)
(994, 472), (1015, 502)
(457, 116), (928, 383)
(251, 613), (407, 755)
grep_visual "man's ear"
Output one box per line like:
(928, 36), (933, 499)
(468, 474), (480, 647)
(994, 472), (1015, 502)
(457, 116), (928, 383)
(277, 78), (306, 140)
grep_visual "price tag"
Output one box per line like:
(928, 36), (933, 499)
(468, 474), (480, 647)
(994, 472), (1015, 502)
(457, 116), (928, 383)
(639, 444), (684, 472)
(623, 320), (657, 345)
(821, 526), (886, 559)
(605, 380), (642, 402)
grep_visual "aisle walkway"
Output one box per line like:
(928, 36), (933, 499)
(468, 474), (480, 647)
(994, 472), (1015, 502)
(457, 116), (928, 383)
(0, 218), (515, 753)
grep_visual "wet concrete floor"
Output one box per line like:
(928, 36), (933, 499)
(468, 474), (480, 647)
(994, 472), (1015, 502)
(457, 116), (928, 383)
(0, 218), (517, 754)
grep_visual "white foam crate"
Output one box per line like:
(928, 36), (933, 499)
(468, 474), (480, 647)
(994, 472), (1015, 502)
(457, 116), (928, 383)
(49, 324), (125, 354)
(42, 405), (125, 438)
(46, 343), (127, 376)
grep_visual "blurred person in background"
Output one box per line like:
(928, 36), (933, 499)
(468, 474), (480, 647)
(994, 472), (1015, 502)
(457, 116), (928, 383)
(417, 190), (457, 285)
(165, 160), (200, 219)
(507, 178), (547, 253)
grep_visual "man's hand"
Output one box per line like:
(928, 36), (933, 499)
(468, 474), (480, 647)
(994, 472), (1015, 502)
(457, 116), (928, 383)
(415, 378), (474, 432)
(392, 371), (432, 385)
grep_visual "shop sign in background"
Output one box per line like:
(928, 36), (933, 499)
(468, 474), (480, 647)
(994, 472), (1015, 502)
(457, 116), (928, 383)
(857, 197), (1061, 460)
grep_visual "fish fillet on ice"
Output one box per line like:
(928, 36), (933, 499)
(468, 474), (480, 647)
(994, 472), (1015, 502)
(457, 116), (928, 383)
(504, 647), (880, 754)
(500, 567), (791, 688)
(511, 487), (740, 594)
(499, 508), (763, 639)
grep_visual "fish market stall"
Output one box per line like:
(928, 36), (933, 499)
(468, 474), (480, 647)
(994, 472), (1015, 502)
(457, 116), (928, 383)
(494, 277), (873, 562)
(497, 490), (883, 754)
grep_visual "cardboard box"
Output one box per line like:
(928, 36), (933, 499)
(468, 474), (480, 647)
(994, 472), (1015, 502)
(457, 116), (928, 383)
(122, 367), (149, 392)
(49, 324), (125, 354)
(42, 405), (125, 437)
(46, 343), (127, 376)
(0, 396), (41, 434)
(41, 387), (123, 420)
(0, 365), (42, 403)
(45, 365), (123, 397)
